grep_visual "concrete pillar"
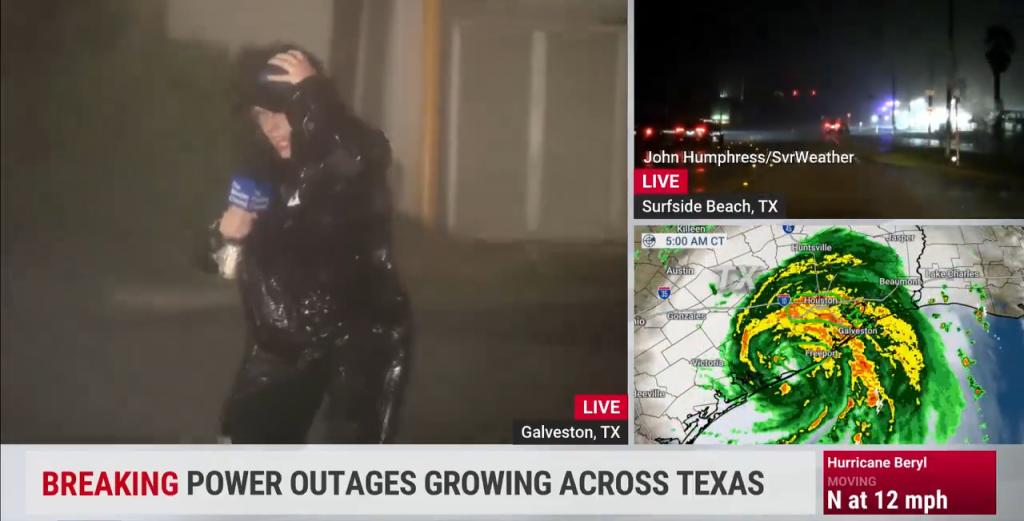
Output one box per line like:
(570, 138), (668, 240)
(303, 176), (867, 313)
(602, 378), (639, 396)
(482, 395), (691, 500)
(379, 0), (426, 218)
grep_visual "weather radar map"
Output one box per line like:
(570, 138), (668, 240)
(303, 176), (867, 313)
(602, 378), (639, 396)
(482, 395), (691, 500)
(634, 225), (1024, 445)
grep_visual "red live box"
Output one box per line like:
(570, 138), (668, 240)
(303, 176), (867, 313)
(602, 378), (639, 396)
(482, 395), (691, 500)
(633, 168), (688, 195)
(573, 394), (627, 421)
(823, 450), (996, 516)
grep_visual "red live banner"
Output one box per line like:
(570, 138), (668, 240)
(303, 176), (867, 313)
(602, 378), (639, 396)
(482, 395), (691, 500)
(823, 450), (996, 516)
(573, 394), (627, 421)
(633, 168), (688, 195)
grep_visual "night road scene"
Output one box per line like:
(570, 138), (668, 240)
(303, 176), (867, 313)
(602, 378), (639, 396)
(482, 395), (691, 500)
(635, 0), (1024, 219)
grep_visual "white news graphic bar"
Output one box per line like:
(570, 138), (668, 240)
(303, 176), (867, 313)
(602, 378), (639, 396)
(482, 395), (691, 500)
(3, 446), (816, 517)
(640, 233), (728, 249)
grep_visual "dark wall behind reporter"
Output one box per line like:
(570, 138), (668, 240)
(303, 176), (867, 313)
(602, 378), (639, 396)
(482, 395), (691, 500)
(0, 0), (626, 443)
(2, 0), (246, 442)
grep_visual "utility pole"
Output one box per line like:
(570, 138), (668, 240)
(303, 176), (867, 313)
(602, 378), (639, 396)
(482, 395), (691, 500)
(945, 0), (956, 158)
(891, 73), (897, 135)
(418, 0), (441, 227)
(953, 94), (961, 166)
(927, 51), (935, 134)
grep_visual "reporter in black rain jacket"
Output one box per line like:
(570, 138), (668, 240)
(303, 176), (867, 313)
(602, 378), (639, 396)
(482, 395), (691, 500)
(213, 44), (411, 443)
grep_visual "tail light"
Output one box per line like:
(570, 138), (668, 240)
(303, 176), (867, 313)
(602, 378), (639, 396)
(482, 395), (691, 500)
(695, 125), (707, 135)
(644, 127), (654, 138)
(674, 126), (685, 134)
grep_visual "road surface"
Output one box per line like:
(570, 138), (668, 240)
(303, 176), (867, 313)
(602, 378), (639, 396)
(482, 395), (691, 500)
(0, 220), (626, 443)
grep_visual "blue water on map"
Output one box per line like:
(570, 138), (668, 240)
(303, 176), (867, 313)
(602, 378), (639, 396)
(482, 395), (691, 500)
(958, 310), (1024, 443)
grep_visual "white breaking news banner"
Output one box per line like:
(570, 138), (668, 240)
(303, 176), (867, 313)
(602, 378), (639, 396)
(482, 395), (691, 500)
(3, 445), (816, 517)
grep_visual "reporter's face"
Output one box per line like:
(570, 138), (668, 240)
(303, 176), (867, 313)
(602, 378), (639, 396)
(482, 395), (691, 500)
(252, 107), (292, 158)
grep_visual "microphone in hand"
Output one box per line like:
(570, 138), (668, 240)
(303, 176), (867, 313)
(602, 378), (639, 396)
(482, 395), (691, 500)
(215, 174), (272, 279)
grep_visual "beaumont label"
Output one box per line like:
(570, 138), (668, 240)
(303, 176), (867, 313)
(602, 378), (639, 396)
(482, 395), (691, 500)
(880, 277), (923, 286)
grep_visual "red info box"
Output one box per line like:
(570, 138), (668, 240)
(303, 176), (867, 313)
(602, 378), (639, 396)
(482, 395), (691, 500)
(573, 394), (627, 421)
(633, 168), (688, 195)
(823, 450), (996, 516)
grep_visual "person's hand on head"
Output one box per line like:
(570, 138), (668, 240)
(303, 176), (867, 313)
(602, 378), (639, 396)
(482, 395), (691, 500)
(266, 50), (317, 85)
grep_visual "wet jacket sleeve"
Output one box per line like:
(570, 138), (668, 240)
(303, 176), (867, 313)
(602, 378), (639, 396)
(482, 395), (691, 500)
(252, 75), (393, 253)
(283, 75), (392, 207)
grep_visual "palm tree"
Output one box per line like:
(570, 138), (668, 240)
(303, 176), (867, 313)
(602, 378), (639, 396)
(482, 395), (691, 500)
(984, 25), (1015, 113)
